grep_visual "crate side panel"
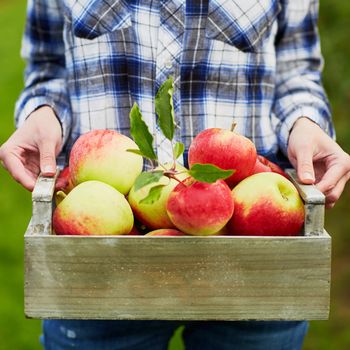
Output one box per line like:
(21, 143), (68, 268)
(24, 236), (331, 320)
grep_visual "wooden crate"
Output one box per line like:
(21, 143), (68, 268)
(24, 170), (331, 320)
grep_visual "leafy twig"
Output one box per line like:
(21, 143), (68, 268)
(128, 78), (235, 203)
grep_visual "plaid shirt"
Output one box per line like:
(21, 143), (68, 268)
(16, 0), (334, 166)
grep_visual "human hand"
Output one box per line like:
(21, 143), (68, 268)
(288, 117), (350, 208)
(0, 106), (62, 191)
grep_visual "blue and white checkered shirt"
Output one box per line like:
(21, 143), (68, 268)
(15, 0), (334, 166)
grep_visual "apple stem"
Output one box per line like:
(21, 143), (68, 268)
(172, 175), (187, 186)
(55, 191), (67, 205)
(230, 121), (237, 132)
(171, 140), (177, 171)
(163, 170), (187, 186)
(158, 162), (168, 171)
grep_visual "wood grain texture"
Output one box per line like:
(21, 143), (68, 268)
(24, 231), (331, 320)
(286, 169), (325, 204)
(286, 169), (325, 236)
(31, 171), (58, 235)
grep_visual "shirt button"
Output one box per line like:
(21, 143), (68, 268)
(165, 60), (173, 69)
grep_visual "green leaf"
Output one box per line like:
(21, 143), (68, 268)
(155, 77), (175, 141)
(173, 142), (185, 160)
(133, 170), (164, 191)
(129, 103), (157, 160)
(126, 149), (144, 157)
(139, 184), (166, 205)
(188, 163), (235, 183)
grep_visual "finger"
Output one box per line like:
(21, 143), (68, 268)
(294, 147), (315, 184)
(323, 172), (350, 207)
(1, 152), (37, 191)
(326, 203), (335, 209)
(316, 164), (349, 194)
(38, 139), (57, 176)
(23, 152), (41, 176)
(0, 159), (7, 170)
(24, 161), (41, 178)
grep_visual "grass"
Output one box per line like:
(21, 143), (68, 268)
(0, 1), (349, 349)
(0, 1), (42, 350)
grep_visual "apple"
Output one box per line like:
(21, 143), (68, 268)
(53, 180), (134, 235)
(188, 127), (257, 187)
(166, 177), (234, 235)
(145, 229), (187, 236)
(128, 163), (188, 230)
(214, 225), (230, 236)
(55, 166), (74, 205)
(128, 225), (142, 235)
(227, 172), (304, 236)
(69, 129), (143, 195)
(251, 155), (288, 178)
(56, 166), (74, 193)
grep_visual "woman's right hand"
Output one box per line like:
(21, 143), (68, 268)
(0, 106), (63, 191)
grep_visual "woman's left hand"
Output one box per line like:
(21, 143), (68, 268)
(288, 117), (350, 208)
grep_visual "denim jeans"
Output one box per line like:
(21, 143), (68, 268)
(41, 319), (308, 350)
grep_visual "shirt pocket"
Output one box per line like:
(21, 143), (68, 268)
(61, 0), (132, 39)
(205, 0), (281, 52)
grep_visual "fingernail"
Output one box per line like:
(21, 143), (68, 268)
(303, 172), (314, 182)
(43, 166), (55, 174)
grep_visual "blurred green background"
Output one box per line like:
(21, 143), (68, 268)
(0, 1), (349, 349)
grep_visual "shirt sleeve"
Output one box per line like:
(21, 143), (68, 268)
(15, 0), (71, 145)
(273, 0), (335, 155)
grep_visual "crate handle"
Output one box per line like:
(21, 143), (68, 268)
(29, 168), (325, 236)
(286, 169), (325, 236)
(31, 170), (59, 235)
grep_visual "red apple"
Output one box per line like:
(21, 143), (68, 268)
(188, 128), (257, 187)
(145, 229), (187, 236)
(56, 166), (74, 193)
(227, 172), (304, 236)
(128, 225), (142, 235)
(55, 166), (74, 205)
(215, 225), (231, 236)
(69, 129), (143, 195)
(166, 178), (234, 236)
(251, 155), (288, 178)
(53, 180), (134, 235)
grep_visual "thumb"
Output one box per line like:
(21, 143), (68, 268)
(38, 140), (57, 176)
(295, 148), (315, 184)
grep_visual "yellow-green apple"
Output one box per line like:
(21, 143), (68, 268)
(127, 163), (188, 230)
(145, 229), (187, 236)
(69, 129), (143, 195)
(188, 127), (257, 187)
(53, 180), (134, 235)
(55, 166), (74, 205)
(166, 177), (234, 235)
(251, 155), (288, 178)
(227, 172), (304, 236)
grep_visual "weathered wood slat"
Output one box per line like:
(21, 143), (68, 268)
(286, 169), (325, 236)
(31, 171), (58, 235)
(24, 233), (331, 320)
(286, 169), (325, 204)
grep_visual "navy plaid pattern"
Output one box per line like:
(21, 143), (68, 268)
(16, 0), (334, 166)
